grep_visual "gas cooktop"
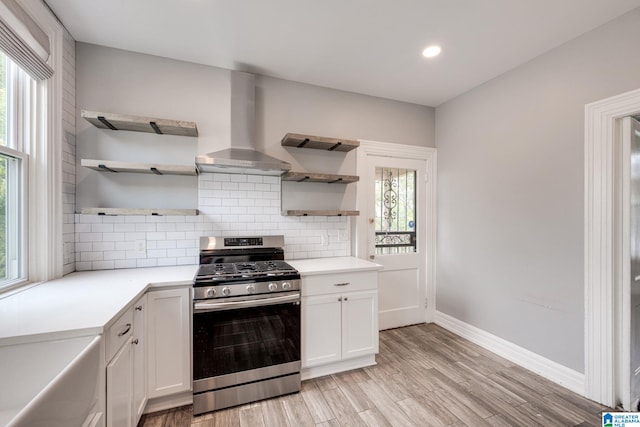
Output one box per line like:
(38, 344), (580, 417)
(195, 260), (297, 282)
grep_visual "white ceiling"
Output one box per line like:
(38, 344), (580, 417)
(44, 0), (640, 107)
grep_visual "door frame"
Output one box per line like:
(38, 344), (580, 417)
(585, 87), (640, 406)
(355, 140), (437, 322)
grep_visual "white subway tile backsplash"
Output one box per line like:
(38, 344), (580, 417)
(81, 251), (103, 262)
(115, 259), (137, 269)
(125, 216), (146, 223)
(93, 241), (115, 251)
(157, 257), (177, 266)
(157, 240), (177, 249)
(146, 231), (167, 241)
(92, 261), (115, 270)
(78, 232), (102, 242)
(114, 224), (136, 233)
(115, 241), (136, 251)
(104, 251), (125, 260)
(75, 172), (350, 271)
(91, 223), (114, 233)
(135, 223), (156, 232)
(137, 259), (157, 268)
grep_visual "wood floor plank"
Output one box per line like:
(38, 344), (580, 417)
(300, 380), (336, 423)
(311, 375), (339, 391)
(416, 393), (461, 426)
(357, 379), (416, 427)
(238, 406), (265, 427)
(396, 397), (453, 427)
(210, 407), (240, 427)
(281, 392), (316, 427)
(317, 420), (341, 427)
(429, 390), (493, 427)
(261, 397), (290, 427)
(333, 373), (375, 412)
(358, 408), (393, 427)
(321, 387), (359, 417)
(139, 323), (612, 427)
(139, 412), (164, 427)
(165, 407), (192, 427)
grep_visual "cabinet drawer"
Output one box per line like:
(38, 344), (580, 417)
(106, 307), (133, 361)
(301, 271), (377, 297)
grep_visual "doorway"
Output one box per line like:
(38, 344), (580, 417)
(355, 140), (437, 329)
(584, 88), (640, 407)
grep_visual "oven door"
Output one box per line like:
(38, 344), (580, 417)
(192, 292), (301, 393)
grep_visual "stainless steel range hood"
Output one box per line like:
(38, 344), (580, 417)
(196, 72), (291, 176)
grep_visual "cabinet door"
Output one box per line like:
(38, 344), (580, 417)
(342, 290), (379, 360)
(106, 341), (133, 427)
(147, 288), (191, 398)
(132, 295), (147, 422)
(302, 294), (342, 368)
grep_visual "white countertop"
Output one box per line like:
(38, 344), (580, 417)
(287, 256), (382, 276)
(0, 265), (197, 345)
(0, 257), (378, 346)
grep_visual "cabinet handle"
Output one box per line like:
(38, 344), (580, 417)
(344, 297), (348, 301)
(338, 297), (342, 301)
(132, 338), (139, 345)
(135, 305), (143, 311)
(334, 282), (350, 287)
(118, 323), (131, 337)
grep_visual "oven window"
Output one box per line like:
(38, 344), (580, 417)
(193, 302), (300, 380)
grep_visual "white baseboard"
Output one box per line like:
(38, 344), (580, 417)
(144, 391), (193, 414)
(301, 355), (376, 381)
(434, 311), (585, 396)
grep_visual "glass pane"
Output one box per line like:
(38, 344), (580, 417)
(374, 167), (416, 254)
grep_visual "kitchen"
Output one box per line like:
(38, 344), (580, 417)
(1, 1), (640, 426)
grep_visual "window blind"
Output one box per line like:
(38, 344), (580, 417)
(0, 0), (52, 80)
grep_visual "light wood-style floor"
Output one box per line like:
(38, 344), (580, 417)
(139, 323), (609, 427)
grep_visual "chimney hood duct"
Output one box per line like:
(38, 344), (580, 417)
(196, 72), (291, 176)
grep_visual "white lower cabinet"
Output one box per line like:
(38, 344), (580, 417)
(106, 339), (133, 427)
(302, 294), (342, 367)
(132, 296), (147, 421)
(146, 287), (191, 398)
(106, 294), (145, 427)
(301, 270), (379, 378)
(341, 290), (378, 359)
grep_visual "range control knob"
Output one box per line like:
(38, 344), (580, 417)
(282, 282), (292, 291)
(206, 288), (216, 298)
(268, 282), (278, 291)
(222, 287), (231, 296)
(246, 284), (256, 294)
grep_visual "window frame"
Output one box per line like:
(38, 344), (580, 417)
(0, 144), (28, 291)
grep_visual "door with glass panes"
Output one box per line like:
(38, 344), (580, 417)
(365, 155), (426, 329)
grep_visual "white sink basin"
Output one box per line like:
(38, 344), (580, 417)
(0, 335), (102, 427)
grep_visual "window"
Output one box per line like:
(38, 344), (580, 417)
(374, 167), (417, 255)
(0, 51), (31, 290)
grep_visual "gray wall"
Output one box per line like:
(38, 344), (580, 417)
(76, 43), (434, 211)
(436, 8), (640, 372)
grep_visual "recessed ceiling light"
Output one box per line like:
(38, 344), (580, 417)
(422, 45), (442, 58)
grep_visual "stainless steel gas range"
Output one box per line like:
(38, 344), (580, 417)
(192, 235), (301, 415)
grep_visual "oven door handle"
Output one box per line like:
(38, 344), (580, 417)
(193, 292), (301, 313)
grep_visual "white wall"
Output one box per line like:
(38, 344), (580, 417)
(74, 43), (434, 270)
(436, 8), (640, 372)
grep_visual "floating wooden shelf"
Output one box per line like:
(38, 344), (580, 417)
(281, 133), (359, 152)
(80, 208), (199, 216)
(283, 210), (360, 217)
(81, 159), (198, 176)
(81, 110), (198, 137)
(282, 171), (359, 184)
